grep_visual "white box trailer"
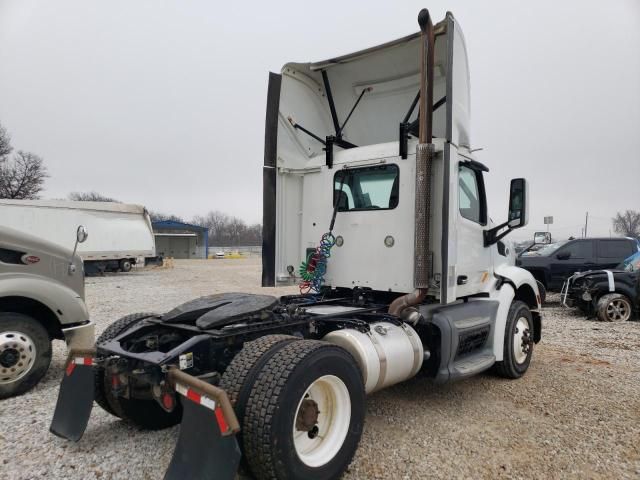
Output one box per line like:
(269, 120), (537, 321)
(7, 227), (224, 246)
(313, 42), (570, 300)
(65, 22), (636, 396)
(0, 200), (157, 272)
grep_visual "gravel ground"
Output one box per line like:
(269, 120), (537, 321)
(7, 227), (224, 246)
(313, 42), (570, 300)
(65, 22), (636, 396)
(1, 259), (639, 479)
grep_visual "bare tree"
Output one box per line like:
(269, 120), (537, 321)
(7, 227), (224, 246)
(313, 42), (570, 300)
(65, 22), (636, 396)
(612, 210), (640, 239)
(194, 210), (230, 245)
(0, 151), (49, 199)
(68, 191), (120, 202)
(0, 124), (12, 158)
(194, 210), (261, 246)
(150, 211), (185, 223)
(227, 216), (248, 246)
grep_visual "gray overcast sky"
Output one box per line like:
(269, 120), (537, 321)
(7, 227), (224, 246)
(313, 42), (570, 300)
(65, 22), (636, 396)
(1, 0), (638, 239)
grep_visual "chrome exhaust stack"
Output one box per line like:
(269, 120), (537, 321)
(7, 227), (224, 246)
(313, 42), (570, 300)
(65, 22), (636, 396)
(390, 8), (435, 316)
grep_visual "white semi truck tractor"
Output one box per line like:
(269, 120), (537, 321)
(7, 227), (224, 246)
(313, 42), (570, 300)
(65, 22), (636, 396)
(50, 9), (541, 480)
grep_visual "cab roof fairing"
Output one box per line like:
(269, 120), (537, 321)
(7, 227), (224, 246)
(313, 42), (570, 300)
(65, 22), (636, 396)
(275, 19), (460, 169)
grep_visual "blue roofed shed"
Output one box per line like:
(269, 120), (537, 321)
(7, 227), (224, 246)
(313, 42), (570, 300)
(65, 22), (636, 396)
(152, 220), (209, 259)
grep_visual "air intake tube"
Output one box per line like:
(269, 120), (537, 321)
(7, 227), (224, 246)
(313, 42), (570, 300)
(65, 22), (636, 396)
(389, 8), (435, 317)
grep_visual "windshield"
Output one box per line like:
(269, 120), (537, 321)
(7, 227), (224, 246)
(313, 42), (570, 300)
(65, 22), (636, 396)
(616, 251), (640, 272)
(534, 241), (568, 256)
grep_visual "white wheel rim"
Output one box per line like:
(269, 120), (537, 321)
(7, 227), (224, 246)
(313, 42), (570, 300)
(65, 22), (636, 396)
(513, 317), (530, 364)
(292, 374), (351, 468)
(606, 299), (630, 322)
(0, 331), (37, 384)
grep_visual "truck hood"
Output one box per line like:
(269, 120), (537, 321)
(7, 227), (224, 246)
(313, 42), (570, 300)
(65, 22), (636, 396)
(2, 225), (74, 260)
(0, 225), (85, 299)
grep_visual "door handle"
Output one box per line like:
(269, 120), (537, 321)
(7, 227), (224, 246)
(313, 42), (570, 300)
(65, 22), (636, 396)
(457, 275), (468, 285)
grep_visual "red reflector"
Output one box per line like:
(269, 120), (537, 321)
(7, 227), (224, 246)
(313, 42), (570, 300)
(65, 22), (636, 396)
(162, 393), (174, 410)
(111, 375), (120, 387)
(23, 255), (40, 264)
(215, 406), (229, 433)
(66, 362), (76, 376)
(186, 389), (201, 404)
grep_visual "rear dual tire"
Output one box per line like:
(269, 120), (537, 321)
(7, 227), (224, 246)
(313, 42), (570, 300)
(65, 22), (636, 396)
(224, 338), (365, 480)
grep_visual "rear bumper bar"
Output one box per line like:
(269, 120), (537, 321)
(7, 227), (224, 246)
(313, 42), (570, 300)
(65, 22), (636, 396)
(167, 367), (240, 434)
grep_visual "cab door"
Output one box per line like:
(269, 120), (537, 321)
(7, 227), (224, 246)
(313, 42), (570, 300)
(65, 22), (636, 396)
(455, 159), (491, 297)
(440, 13), (486, 303)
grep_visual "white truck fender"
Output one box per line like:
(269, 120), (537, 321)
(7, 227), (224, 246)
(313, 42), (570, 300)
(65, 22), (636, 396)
(0, 273), (90, 327)
(492, 265), (542, 361)
(491, 283), (515, 361)
(494, 264), (540, 299)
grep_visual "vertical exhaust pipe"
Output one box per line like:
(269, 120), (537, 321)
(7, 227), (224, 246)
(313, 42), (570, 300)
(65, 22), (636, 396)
(390, 8), (435, 316)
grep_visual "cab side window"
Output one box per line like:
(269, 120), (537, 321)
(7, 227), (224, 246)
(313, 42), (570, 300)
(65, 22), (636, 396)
(558, 240), (593, 259)
(458, 164), (486, 225)
(334, 164), (399, 211)
(598, 240), (633, 258)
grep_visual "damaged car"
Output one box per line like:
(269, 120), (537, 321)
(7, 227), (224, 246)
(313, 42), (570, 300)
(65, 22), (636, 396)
(561, 251), (640, 322)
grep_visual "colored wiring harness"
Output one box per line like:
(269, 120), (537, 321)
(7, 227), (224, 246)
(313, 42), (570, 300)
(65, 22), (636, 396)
(298, 232), (336, 294)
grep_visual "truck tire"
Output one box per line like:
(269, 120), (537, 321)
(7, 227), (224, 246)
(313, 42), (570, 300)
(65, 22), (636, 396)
(536, 280), (547, 304)
(494, 301), (534, 379)
(119, 259), (132, 273)
(0, 313), (52, 399)
(94, 312), (157, 416)
(596, 293), (632, 322)
(221, 334), (299, 416)
(243, 340), (365, 480)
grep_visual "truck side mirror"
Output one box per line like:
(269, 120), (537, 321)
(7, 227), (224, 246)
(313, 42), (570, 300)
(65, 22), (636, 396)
(77, 225), (88, 244)
(507, 178), (528, 228)
(483, 178), (530, 247)
(556, 251), (570, 260)
(534, 232), (551, 244)
(69, 225), (88, 275)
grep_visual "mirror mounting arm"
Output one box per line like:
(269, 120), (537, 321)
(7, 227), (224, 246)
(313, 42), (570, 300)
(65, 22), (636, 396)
(483, 220), (513, 247)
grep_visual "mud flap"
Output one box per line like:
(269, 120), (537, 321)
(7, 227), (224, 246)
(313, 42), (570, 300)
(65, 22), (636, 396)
(164, 398), (241, 480)
(50, 353), (95, 442)
(165, 369), (241, 480)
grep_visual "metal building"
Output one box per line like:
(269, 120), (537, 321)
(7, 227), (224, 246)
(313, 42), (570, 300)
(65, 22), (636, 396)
(152, 220), (208, 259)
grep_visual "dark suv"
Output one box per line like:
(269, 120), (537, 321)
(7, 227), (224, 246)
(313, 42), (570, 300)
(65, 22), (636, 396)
(516, 237), (640, 293)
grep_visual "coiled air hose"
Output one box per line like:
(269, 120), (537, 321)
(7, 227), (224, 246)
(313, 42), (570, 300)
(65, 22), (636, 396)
(298, 168), (347, 294)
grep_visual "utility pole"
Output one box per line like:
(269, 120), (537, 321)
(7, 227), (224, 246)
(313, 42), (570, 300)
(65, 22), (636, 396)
(584, 211), (589, 238)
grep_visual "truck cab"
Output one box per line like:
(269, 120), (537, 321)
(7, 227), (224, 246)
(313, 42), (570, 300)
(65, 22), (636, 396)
(263, 13), (539, 312)
(0, 226), (94, 398)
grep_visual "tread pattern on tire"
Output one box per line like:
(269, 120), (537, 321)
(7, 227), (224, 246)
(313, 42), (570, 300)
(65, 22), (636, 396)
(494, 300), (532, 379)
(220, 334), (299, 407)
(243, 340), (359, 480)
(94, 312), (157, 416)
